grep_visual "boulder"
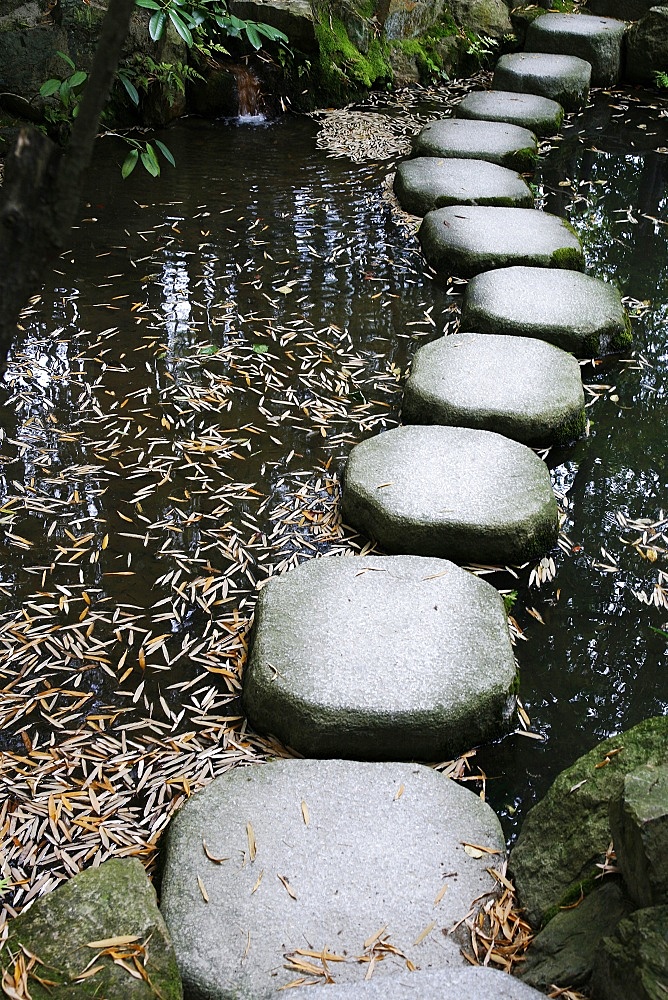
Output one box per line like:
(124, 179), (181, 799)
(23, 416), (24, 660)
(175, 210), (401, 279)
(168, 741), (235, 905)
(243, 554), (517, 760)
(229, 0), (318, 53)
(455, 89), (564, 136)
(394, 157), (534, 215)
(159, 759), (507, 999)
(592, 905), (668, 1000)
(413, 118), (537, 172)
(289, 965), (549, 998)
(518, 880), (634, 992)
(625, 6), (668, 84)
(587, 0), (656, 19)
(384, 0), (447, 40)
(448, 0), (513, 38)
(0, 858), (182, 999)
(610, 762), (668, 908)
(460, 266), (632, 356)
(402, 332), (586, 446)
(419, 206), (584, 279)
(509, 715), (668, 929)
(341, 424), (558, 564)
(525, 13), (627, 86)
(493, 52), (592, 112)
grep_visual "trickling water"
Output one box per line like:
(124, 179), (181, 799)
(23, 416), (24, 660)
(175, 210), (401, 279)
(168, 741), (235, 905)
(230, 64), (265, 121)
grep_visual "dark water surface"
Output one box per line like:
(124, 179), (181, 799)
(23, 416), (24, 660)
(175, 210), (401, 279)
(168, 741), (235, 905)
(1, 86), (668, 909)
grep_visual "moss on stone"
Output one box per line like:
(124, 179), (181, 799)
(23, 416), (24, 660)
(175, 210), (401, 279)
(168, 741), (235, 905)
(555, 405), (587, 445)
(313, 8), (392, 102)
(609, 310), (633, 351)
(551, 245), (584, 271)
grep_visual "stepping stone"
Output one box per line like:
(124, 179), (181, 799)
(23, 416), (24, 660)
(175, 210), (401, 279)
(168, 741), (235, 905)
(461, 266), (632, 356)
(412, 118), (537, 173)
(419, 206), (584, 279)
(301, 966), (550, 999)
(393, 157), (534, 216)
(160, 758), (506, 999)
(342, 425), (558, 564)
(493, 52), (592, 112)
(243, 554), (517, 760)
(402, 332), (586, 447)
(526, 13), (627, 87)
(455, 89), (564, 137)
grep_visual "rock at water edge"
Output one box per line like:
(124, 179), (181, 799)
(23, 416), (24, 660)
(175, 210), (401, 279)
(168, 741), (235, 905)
(609, 762), (668, 908)
(493, 52), (592, 112)
(394, 157), (534, 215)
(455, 90), (564, 137)
(625, 6), (668, 84)
(526, 13), (627, 86)
(592, 905), (668, 1000)
(294, 965), (550, 998)
(412, 118), (537, 172)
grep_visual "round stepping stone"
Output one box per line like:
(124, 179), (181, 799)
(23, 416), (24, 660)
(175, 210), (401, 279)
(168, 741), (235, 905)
(303, 966), (549, 999)
(393, 157), (534, 216)
(243, 554), (517, 760)
(493, 52), (592, 112)
(461, 266), (632, 356)
(455, 90), (564, 137)
(341, 425), (558, 564)
(419, 206), (584, 279)
(526, 13), (627, 87)
(402, 332), (586, 447)
(160, 759), (506, 999)
(412, 118), (537, 173)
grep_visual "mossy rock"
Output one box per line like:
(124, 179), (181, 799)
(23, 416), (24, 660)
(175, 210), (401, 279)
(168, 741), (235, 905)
(313, 3), (392, 103)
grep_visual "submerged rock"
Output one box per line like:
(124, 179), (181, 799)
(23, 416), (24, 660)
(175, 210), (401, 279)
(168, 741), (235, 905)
(461, 265), (631, 356)
(493, 52), (592, 112)
(342, 424), (558, 564)
(610, 762), (668, 908)
(412, 118), (537, 172)
(402, 332), (586, 446)
(419, 206), (584, 279)
(525, 13), (627, 86)
(160, 759), (506, 998)
(394, 157), (534, 215)
(592, 905), (668, 1000)
(294, 965), (549, 998)
(243, 554), (517, 760)
(0, 858), (182, 1000)
(455, 89), (564, 137)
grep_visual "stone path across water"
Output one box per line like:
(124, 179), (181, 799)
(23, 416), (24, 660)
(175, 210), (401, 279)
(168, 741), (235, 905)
(412, 118), (537, 172)
(393, 157), (534, 215)
(493, 52), (592, 112)
(525, 13), (627, 87)
(455, 90), (564, 136)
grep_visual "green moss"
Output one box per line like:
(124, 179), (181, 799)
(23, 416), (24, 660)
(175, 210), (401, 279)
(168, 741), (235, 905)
(555, 405), (587, 445)
(313, 9), (392, 102)
(541, 873), (600, 927)
(551, 245), (585, 271)
(610, 310), (633, 351)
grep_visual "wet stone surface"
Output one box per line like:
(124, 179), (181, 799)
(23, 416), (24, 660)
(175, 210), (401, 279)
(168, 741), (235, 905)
(412, 118), (538, 172)
(402, 331), (586, 447)
(455, 89), (564, 136)
(243, 553), (517, 760)
(393, 156), (534, 215)
(493, 52), (592, 112)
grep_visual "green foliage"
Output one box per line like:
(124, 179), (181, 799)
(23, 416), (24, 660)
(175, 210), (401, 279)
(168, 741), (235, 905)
(134, 0), (289, 51)
(314, 11), (392, 101)
(463, 30), (498, 61)
(39, 51), (88, 126)
(655, 70), (668, 89)
(503, 590), (518, 615)
(119, 55), (205, 108)
(120, 137), (175, 178)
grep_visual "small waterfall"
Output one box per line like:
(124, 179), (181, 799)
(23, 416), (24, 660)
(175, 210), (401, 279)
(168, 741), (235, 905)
(230, 64), (265, 122)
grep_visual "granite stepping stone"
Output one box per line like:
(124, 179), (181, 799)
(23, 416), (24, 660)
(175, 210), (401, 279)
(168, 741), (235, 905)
(300, 966), (550, 999)
(342, 425), (558, 564)
(526, 13), (627, 87)
(160, 758), (506, 999)
(403, 332), (586, 447)
(243, 554), (517, 760)
(455, 89), (564, 137)
(419, 206), (584, 279)
(394, 157), (534, 215)
(493, 52), (592, 112)
(461, 266), (632, 356)
(412, 118), (537, 172)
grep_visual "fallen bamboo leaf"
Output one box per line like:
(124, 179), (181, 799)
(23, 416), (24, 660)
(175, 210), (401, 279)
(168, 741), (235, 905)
(413, 921), (436, 945)
(86, 935), (139, 949)
(197, 875), (209, 902)
(278, 874), (297, 899)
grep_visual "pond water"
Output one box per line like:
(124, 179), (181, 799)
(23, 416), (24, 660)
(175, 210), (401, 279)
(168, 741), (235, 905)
(1, 82), (668, 916)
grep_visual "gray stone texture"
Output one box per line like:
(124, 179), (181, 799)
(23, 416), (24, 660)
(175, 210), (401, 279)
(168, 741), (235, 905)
(0, 858), (183, 1000)
(243, 554), (517, 760)
(525, 13), (627, 86)
(509, 716), (668, 929)
(493, 52), (592, 112)
(229, 0), (318, 53)
(160, 759), (506, 1000)
(402, 332), (585, 447)
(588, 0), (655, 19)
(290, 965), (548, 998)
(412, 118), (537, 173)
(518, 881), (634, 992)
(592, 905), (668, 1000)
(461, 266), (631, 356)
(610, 762), (668, 908)
(384, 0), (447, 40)
(342, 424), (558, 565)
(419, 206), (584, 279)
(448, 0), (513, 37)
(456, 89), (564, 137)
(625, 6), (668, 84)
(394, 157), (534, 216)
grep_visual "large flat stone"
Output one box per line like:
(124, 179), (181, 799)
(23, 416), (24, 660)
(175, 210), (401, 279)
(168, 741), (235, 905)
(394, 157), (534, 215)
(402, 332), (585, 447)
(291, 966), (548, 998)
(456, 89), (564, 137)
(461, 266), (632, 356)
(342, 425), (558, 565)
(412, 118), (537, 172)
(160, 759), (506, 999)
(419, 206), (584, 279)
(610, 762), (668, 908)
(526, 13), (626, 87)
(243, 554), (517, 760)
(493, 52), (592, 112)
